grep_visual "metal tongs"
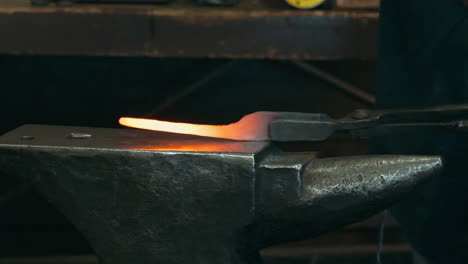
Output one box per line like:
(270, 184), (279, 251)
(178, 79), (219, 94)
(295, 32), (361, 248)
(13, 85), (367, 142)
(270, 104), (468, 141)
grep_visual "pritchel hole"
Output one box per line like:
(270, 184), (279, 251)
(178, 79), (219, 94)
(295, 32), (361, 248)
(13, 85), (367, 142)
(20, 136), (35, 141)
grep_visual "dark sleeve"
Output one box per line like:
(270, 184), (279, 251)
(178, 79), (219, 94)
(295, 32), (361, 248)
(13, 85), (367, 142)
(375, 0), (468, 263)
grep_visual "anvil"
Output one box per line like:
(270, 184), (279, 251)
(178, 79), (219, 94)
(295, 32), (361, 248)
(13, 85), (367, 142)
(0, 125), (442, 264)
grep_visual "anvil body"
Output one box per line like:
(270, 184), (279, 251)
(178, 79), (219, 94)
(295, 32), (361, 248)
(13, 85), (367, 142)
(0, 125), (442, 264)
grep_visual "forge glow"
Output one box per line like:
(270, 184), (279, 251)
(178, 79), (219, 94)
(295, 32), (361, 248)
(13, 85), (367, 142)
(119, 112), (279, 141)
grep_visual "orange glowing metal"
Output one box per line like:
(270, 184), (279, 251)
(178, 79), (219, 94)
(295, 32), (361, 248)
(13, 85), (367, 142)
(132, 143), (237, 152)
(119, 112), (280, 141)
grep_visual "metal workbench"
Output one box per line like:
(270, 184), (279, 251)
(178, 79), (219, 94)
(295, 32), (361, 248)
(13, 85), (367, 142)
(0, 0), (378, 59)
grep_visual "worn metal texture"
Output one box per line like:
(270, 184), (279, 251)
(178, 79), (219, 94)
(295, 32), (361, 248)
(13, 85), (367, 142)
(0, 0), (378, 59)
(0, 125), (269, 264)
(0, 125), (442, 264)
(249, 155), (442, 250)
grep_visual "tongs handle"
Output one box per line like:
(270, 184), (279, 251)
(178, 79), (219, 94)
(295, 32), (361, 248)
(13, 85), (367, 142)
(270, 104), (468, 141)
(344, 104), (468, 125)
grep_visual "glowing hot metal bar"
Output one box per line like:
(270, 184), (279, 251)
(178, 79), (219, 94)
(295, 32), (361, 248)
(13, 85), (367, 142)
(119, 111), (345, 142)
(119, 112), (280, 141)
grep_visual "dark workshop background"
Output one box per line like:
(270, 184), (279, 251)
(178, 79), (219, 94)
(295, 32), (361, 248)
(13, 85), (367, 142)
(0, 0), (466, 264)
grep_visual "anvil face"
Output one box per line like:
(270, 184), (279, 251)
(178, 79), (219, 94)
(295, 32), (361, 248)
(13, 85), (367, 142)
(0, 124), (270, 153)
(0, 125), (270, 264)
(0, 125), (442, 264)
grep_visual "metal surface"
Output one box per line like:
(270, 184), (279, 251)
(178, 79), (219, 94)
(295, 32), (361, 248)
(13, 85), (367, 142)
(0, 0), (378, 59)
(270, 104), (468, 141)
(250, 155), (441, 250)
(0, 125), (442, 264)
(0, 124), (269, 153)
